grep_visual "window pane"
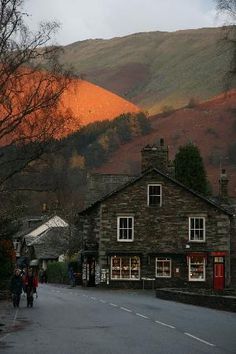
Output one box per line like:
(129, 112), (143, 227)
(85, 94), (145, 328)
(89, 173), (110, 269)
(189, 256), (205, 280)
(189, 217), (205, 241)
(112, 257), (140, 280)
(156, 258), (171, 277)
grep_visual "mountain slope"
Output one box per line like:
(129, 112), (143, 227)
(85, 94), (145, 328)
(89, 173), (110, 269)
(0, 76), (140, 146)
(95, 91), (236, 196)
(61, 79), (140, 127)
(59, 27), (231, 114)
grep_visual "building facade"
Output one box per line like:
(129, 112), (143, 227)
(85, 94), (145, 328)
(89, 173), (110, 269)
(78, 140), (234, 290)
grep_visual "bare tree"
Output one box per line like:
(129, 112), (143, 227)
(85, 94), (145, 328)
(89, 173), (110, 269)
(215, 0), (236, 89)
(0, 0), (76, 187)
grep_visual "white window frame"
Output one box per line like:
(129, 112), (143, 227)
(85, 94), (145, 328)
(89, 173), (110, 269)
(147, 184), (162, 206)
(110, 256), (140, 280)
(155, 258), (172, 278)
(188, 217), (206, 242)
(117, 216), (134, 242)
(188, 256), (206, 282)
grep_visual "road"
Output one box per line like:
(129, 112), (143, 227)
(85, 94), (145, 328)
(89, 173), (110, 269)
(0, 284), (236, 354)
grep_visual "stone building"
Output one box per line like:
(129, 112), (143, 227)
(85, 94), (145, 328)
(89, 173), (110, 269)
(78, 140), (234, 290)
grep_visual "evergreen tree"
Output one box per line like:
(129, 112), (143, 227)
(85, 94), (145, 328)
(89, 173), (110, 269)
(174, 143), (210, 195)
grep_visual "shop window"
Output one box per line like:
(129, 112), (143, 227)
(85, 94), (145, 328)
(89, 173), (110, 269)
(156, 258), (171, 278)
(147, 184), (162, 206)
(188, 255), (206, 281)
(189, 217), (205, 242)
(111, 256), (140, 280)
(117, 216), (134, 241)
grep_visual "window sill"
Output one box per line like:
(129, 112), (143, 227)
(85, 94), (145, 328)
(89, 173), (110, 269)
(117, 239), (134, 242)
(111, 278), (140, 281)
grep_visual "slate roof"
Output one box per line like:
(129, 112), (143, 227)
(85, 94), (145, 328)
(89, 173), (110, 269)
(79, 167), (233, 216)
(29, 227), (70, 260)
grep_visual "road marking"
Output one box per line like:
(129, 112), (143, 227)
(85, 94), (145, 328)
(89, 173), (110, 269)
(136, 313), (149, 319)
(91, 297), (96, 300)
(99, 300), (106, 303)
(155, 320), (175, 329)
(109, 303), (118, 307)
(184, 332), (215, 347)
(120, 307), (132, 312)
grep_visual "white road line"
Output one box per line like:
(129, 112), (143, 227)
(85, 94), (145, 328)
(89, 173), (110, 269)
(120, 307), (132, 312)
(184, 332), (215, 347)
(155, 320), (175, 329)
(91, 297), (96, 300)
(136, 313), (149, 319)
(110, 303), (118, 307)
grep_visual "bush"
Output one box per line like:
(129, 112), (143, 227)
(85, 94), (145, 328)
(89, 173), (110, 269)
(47, 262), (69, 284)
(187, 97), (199, 108)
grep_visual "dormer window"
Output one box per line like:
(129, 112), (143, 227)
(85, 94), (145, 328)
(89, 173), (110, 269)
(147, 184), (162, 206)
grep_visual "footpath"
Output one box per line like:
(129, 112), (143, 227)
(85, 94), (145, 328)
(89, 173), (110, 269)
(0, 299), (16, 342)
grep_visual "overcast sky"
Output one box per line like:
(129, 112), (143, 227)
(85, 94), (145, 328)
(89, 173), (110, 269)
(25, 0), (221, 45)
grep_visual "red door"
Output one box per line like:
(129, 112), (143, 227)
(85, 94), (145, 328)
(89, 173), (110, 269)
(213, 262), (225, 290)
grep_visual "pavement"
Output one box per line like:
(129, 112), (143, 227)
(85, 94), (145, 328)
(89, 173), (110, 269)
(0, 299), (17, 343)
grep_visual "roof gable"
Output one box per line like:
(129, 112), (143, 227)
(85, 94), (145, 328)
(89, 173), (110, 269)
(79, 168), (233, 216)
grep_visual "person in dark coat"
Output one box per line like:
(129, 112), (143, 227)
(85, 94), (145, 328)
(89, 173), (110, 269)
(10, 269), (23, 308)
(24, 268), (38, 308)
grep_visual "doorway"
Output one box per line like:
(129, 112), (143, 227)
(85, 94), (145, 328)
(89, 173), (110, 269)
(213, 257), (225, 290)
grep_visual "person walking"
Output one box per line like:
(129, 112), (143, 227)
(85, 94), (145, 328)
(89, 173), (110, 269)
(24, 268), (38, 307)
(10, 269), (23, 308)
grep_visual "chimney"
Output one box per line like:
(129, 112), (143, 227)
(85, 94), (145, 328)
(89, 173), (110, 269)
(141, 138), (169, 172)
(219, 169), (229, 199)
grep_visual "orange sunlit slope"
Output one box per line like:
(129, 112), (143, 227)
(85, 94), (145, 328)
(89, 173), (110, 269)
(0, 72), (140, 146)
(61, 79), (140, 127)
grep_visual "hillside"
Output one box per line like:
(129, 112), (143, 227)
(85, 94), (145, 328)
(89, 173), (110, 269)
(0, 76), (140, 146)
(61, 79), (140, 127)
(59, 27), (232, 114)
(95, 91), (236, 197)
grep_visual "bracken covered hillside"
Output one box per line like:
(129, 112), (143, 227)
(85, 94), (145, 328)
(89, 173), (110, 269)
(61, 79), (140, 127)
(95, 91), (236, 197)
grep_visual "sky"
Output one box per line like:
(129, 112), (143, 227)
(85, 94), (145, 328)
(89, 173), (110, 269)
(25, 0), (221, 45)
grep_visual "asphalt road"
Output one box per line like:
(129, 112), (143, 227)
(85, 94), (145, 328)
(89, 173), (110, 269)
(0, 284), (236, 354)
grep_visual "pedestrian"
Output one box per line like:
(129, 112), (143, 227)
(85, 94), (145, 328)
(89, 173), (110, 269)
(68, 266), (76, 287)
(24, 268), (38, 308)
(10, 269), (23, 308)
(42, 269), (47, 283)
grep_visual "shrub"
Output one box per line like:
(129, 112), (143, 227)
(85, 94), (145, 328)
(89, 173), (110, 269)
(187, 97), (199, 108)
(47, 262), (69, 284)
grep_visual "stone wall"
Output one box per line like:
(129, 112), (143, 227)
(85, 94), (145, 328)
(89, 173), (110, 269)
(155, 288), (236, 312)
